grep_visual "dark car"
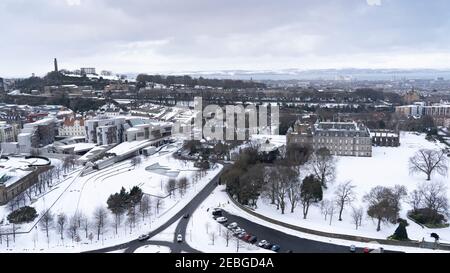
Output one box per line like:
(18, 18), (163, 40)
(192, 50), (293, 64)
(212, 209), (223, 217)
(248, 236), (258, 244)
(183, 213), (190, 219)
(271, 245), (281, 252)
(137, 234), (150, 241)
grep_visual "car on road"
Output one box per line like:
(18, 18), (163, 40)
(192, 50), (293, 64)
(349, 245), (356, 253)
(248, 236), (258, 244)
(216, 217), (228, 223)
(243, 234), (252, 241)
(363, 247), (370, 253)
(271, 245), (281, 252)
(138, 234), (150, 241)
(212, 208), (223, 216)
(258, 240), (269, 248)
(183, 213), (190, 219)
(233, 228), (244, 235)
(177, 234), (183, 242)
(227, 222), (238, 229)
(237, 232), (246, 239)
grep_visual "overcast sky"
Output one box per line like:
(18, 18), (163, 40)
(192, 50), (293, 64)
(1, 0), (450, 77)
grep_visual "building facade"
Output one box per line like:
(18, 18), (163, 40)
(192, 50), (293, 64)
(371, 129), (400, 147)
(18, 118), (58, 152)
(288, 121), (372, 157)
(59, 116), (86, 137)
(0, 121), (18, 143)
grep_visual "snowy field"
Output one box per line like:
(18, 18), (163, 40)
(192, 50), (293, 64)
(0, 143), (223, 253)
(255, 132), (450, 244)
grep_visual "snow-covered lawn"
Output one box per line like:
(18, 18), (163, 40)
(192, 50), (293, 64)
(0, 143), (223, 253)
(254, 132), (450, 244)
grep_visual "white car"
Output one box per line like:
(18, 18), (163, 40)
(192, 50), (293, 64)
(177, 234), (183, 242)
(216, 217), (228, 223)
(258, 240), (269, 247)
(227, 222), (238, 229)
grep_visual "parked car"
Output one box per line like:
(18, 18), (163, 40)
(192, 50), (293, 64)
(349, 245), (356, 253)
(233, 228), (243, 235)
(363, 247), (370, 253)
(212, 208), (223, 216)
(177, 234), (183, 242)
(227, 222), (238, 229)
(248, 236), (258, 244)
(271, 245), (281, 252)
(216, 217), (228, 223)
(258, 240), (269, 248)
(243, 234), (252, 241)
(138, 234), (150, 241)
(237, 232), (246, 239)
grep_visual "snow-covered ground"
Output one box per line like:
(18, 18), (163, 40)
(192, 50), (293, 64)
(207, 185), (448, 253)
(254, 132), (450, 244)
(0, 143), (223, 253)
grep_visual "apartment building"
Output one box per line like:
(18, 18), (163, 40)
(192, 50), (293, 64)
(59, 116), (86, 137)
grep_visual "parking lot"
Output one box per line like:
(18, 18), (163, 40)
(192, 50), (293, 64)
(212, 208), (396, 253)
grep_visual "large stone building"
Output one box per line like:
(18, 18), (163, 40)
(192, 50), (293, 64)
(288, 121), (372, 157)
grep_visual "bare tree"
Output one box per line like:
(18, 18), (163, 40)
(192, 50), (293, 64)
(222, 229), (232, 247)
(309, 148), (337, 188)
(408, 189), (423, 213)
(320, 199), (332, 221)
(409, 149), (448, 181)
(39, 210), (54, 238)
(81, 214), (90, 238)
(155, 198), (164, 215)
(67, 215), (79, 242)
(287, 168), (301, 213)
(327, 202), (335, 225)
(210, 231), (216, 245)
(205, 222), (210, 234)
(139, 195), (151, 222)
(166, 179), (177, 197)
(177, 177), (189, 197)
(351, 206), (364, 230)
(93, 206), (109, 240)
(127, 206), (138, 233)
(417, 181), (449, 217)
(334, 181), (356, 221)
(56, 213), (67, 240)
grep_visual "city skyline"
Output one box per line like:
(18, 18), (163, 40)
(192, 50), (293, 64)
(2, 0), (450, 77)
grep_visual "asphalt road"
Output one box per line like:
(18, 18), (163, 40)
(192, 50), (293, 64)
(220, 211), (356, 253)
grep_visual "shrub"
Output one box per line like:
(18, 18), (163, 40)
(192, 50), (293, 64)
(408, 208), (446, 227)
(7, 206), (38, 224)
